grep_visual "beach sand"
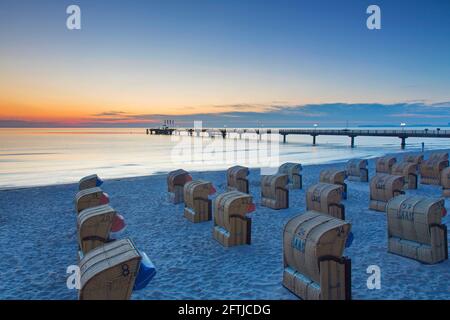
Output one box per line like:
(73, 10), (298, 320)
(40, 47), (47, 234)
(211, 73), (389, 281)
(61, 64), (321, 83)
(0, 149), (449, 300)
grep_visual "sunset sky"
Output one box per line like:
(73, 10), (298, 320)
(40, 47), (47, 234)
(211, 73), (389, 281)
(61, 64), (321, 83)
(0, 0), (449, 127)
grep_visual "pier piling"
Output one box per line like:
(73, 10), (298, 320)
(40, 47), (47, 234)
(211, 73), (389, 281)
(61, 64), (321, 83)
(400, 137), (406, 149)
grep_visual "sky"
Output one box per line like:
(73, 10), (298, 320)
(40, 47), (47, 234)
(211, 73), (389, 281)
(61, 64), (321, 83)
(0, 0), (449, 127)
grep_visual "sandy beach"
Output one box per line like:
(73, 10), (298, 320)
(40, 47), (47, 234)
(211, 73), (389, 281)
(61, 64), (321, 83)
(0, 148), (449, 300)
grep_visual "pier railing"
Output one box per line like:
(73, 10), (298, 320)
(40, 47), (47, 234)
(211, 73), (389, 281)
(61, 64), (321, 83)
(278, 128), (450, 137)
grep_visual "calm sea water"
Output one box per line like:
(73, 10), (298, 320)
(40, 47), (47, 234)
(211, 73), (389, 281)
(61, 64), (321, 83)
(0, 127), (448, 189)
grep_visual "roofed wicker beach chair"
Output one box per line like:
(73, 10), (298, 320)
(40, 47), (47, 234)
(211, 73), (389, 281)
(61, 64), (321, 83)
(404, 154), (424, 165)
(77, 204), (126, 255)
(79, 238), (156, 300)
(167, 169), (192, 204)
(226, 165), (249, 193)
(283, 211), (352, 300)
(183, 180), (216, 223)
(386, 195), (448, 264)
(213, 191), (255, 247)
(369, 173), (405, 212)
(79, 174), (103, 191)
(75, 187), (110, 213)
(261, 174), (289, 209)
(441, 167), (450, 197)
(375, 156), (397, 174)
(346, 159), (368, 182)
(420, 152), (449, 185)
(319, 169), (348, 199)
(391, 161), (419, 189)
(306, 183), (345, 220)
(277, 162), (302, 189)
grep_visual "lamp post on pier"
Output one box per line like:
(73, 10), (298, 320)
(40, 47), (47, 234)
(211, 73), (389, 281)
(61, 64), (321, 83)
(312, 123), (318, 145)
(400, 123), (407, 149)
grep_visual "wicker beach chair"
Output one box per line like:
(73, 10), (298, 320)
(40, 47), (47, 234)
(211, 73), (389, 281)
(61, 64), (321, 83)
(79, 238), (156, 300)
(167, 169), (192, 204)
(306, 183), (345, 220)
(277, 162), (303, 189)
(213, 191), (255, 247)
(391, 161), (419, 190)
(78, 205), (115, 254)
(441, 167), (450, 197)
(319, 169), (348, 199)
(283, 211), (352, 300)
(183, 180), (215, 223)
(404, 154), (424, 165)
(79, 174), (103, 191)
(226, 165), (249, 193)
(386, 195), (448, 264)
(261, 174), (289, 209)
(375, 156), (397, 174)
(420, 153), (449, 185)
(369, 174), (405, 212)
(77, 204), (126, 255)
(75, 187), (109, 213)
(346, 159), (368, 182)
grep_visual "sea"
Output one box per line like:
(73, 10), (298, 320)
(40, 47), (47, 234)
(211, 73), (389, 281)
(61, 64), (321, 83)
(1, 127), (448, 189)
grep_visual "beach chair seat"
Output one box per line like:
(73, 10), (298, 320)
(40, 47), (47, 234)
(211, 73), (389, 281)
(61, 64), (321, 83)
(441, 167), (450, 197)
(391, 162), (419, 189)
(261, 174), (289, 209)
(319, 169), (348, 199)
(369, 174), (405, 212)
(375, 156), (397, 174)
(77, 204), (126, 255)
(278, 162), (302, 189)
(227, 165), (249, 193)
(346, 159), (368, 182)
(183, 180), (216, 223)
(79, 238), (156, 300)
(167, 169), (192, 204)
(213, 191), (255, 247)
(79, 174), (103, 191)
(283, 211), (352, 300)
(404, 154), (424, 165)
(420, 153), (449, 185)
(386, 195), (448, 264)
(306, 183), (345, 220)
(75, 187), (109, 213)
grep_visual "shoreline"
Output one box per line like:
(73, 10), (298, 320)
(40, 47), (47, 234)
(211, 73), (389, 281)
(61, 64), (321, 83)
(1, 147), (448, 192)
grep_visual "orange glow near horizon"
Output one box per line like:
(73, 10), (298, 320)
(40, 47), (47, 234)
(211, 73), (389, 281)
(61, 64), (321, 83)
(0, 98), (279, 123)
(0, 70), (288, 123)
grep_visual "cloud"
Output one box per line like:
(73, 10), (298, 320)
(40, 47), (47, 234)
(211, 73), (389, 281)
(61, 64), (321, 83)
(390, 113), (444, 119)
(2, 102), (450, 127)
(429, 101), (450, 108)
(207, 103), (276, 112)
(91, 111), (129, 117)
(135, 102), (450, 127)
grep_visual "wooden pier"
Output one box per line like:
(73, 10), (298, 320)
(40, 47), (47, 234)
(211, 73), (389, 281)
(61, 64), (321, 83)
(146, 127), (450, 149)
